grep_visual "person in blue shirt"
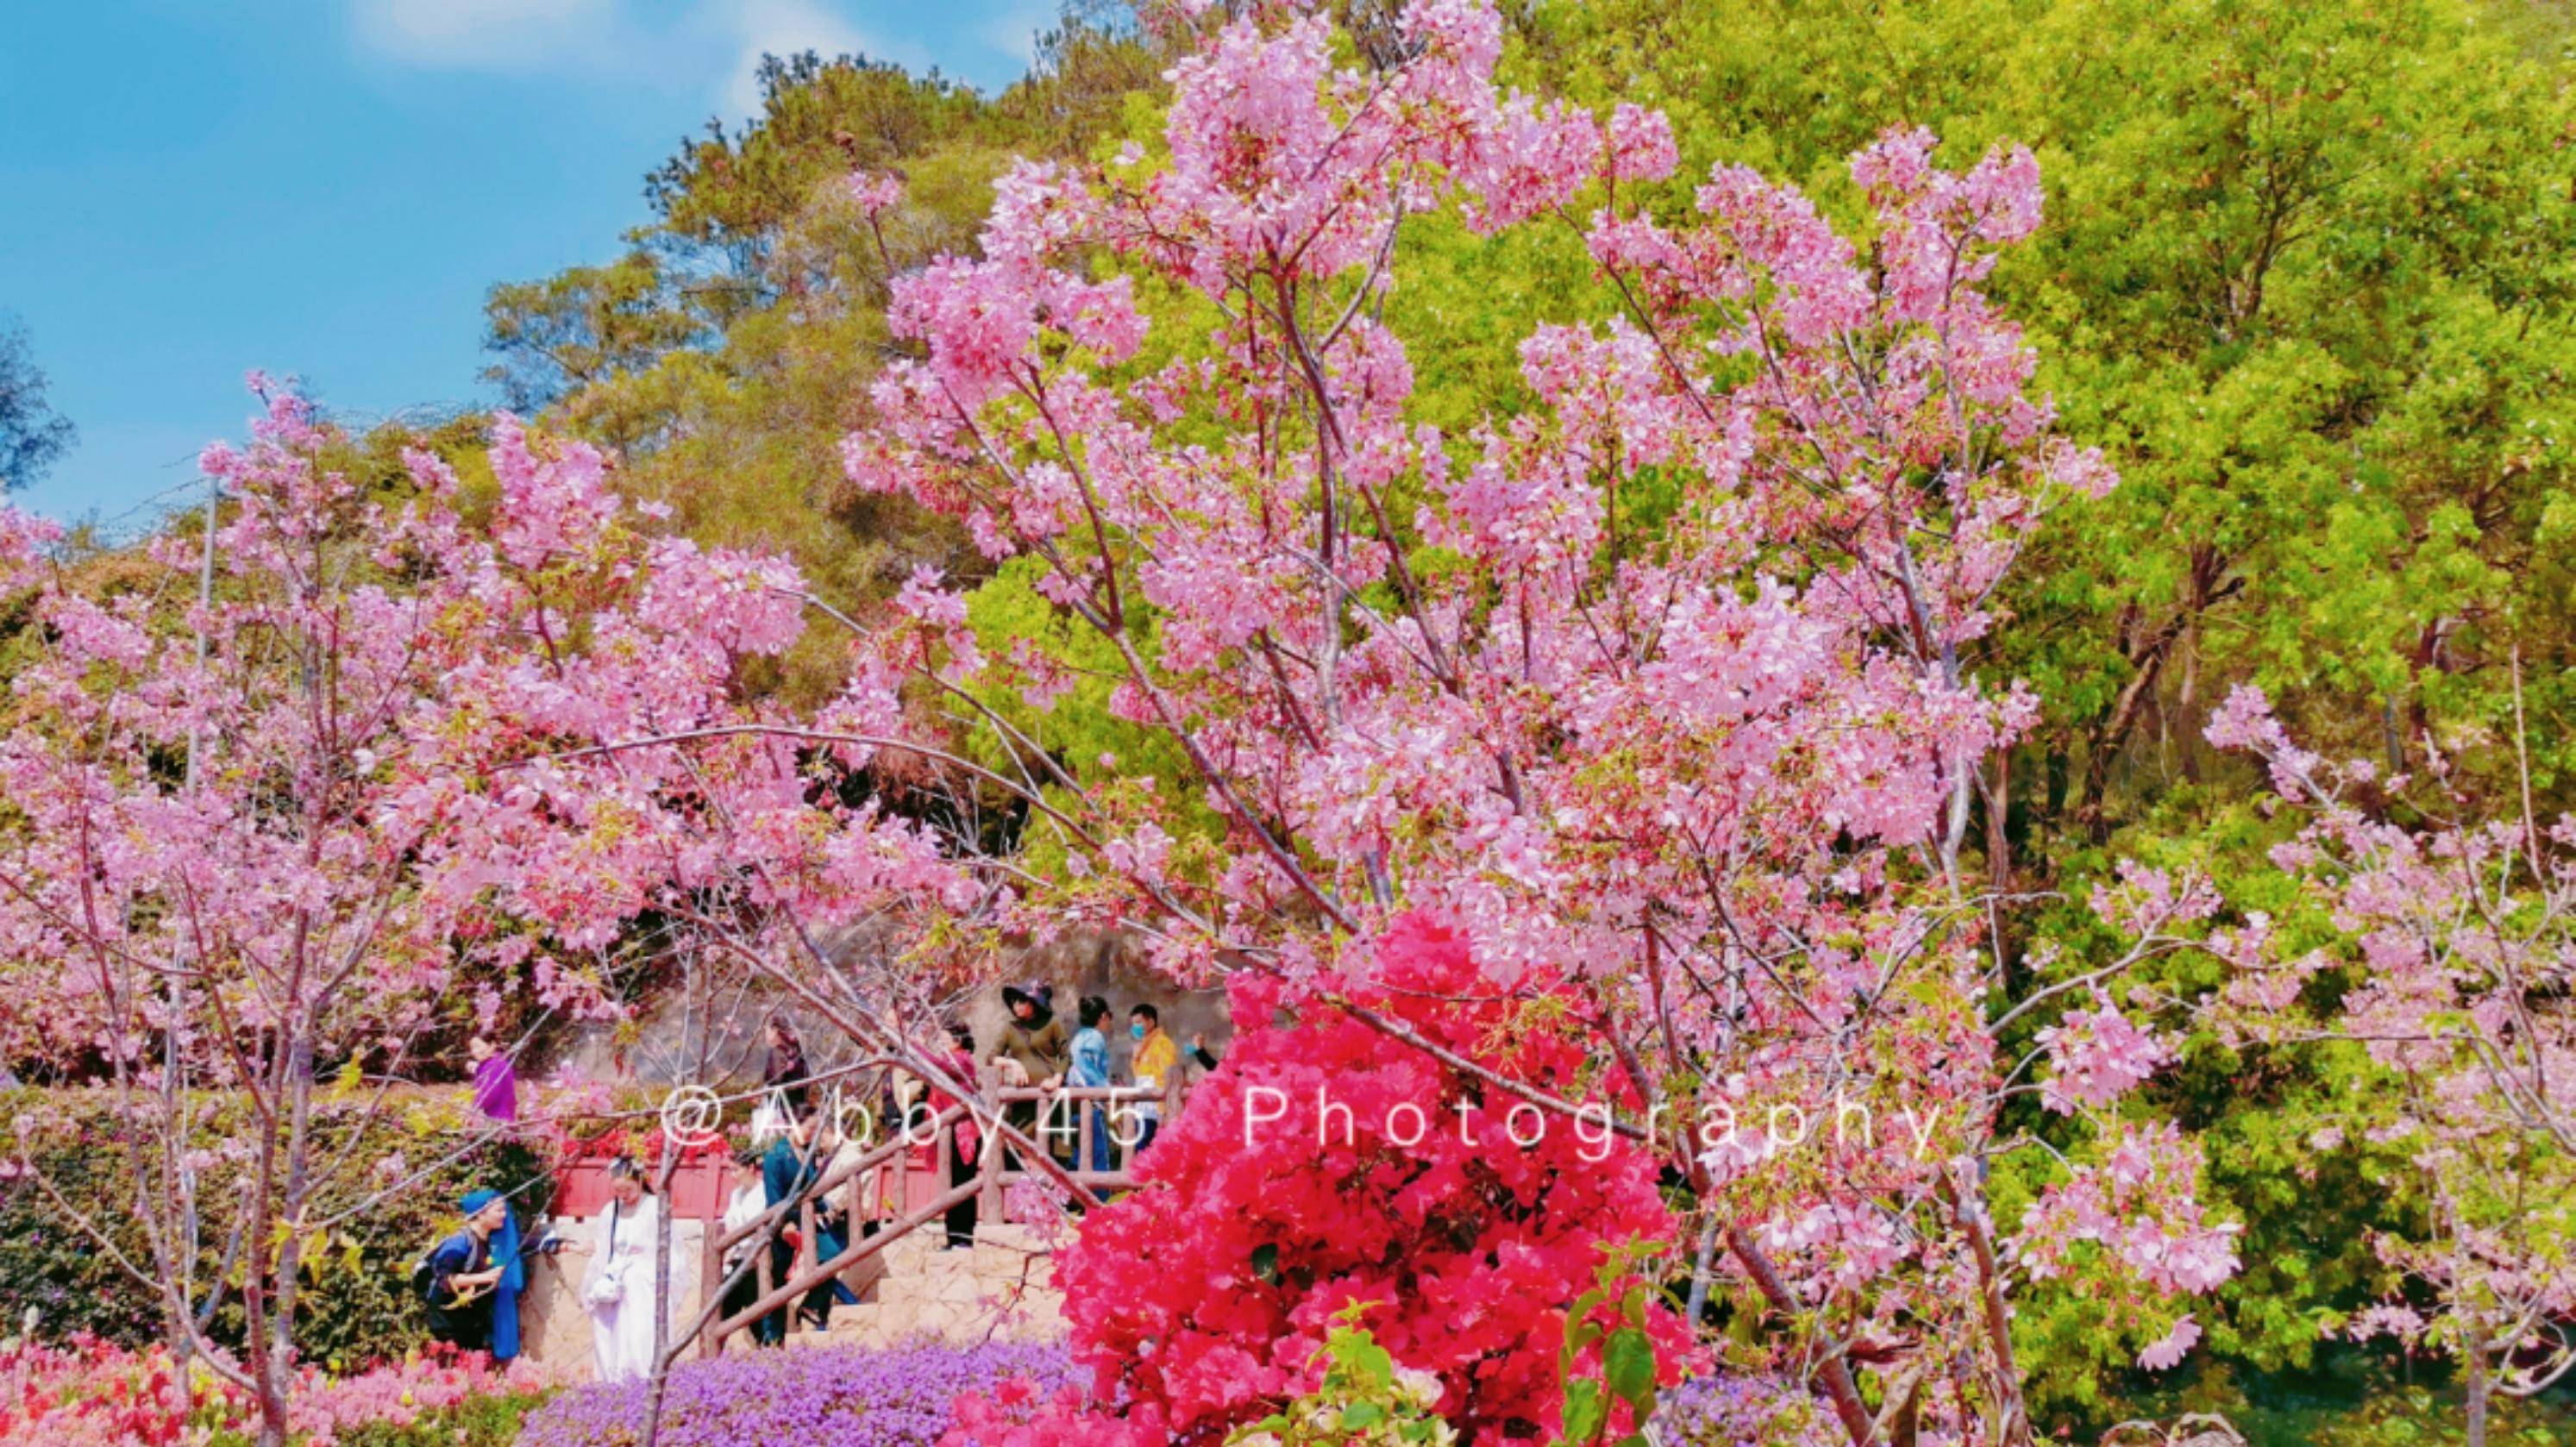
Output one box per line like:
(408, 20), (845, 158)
(756, 1109), (857, 1344)
(423, 1190), (519, 1357)
(1069, 995), (1114, 1174)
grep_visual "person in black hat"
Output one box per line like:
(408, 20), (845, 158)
(992, 981), (1069, 1169)
(993, 982), (1068, 1088)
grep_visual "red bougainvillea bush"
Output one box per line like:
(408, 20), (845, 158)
(1050, 913), (1695, 1444)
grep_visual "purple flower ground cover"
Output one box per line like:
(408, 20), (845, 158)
(1658, 1371), (1841, 1447)
(518, 1341), (1081, 1447)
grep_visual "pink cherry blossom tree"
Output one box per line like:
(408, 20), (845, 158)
(2187, 684), (2576, 1447)
(0, 7), (2262, 1444)
(378, 396), (1115, 1447)
(0, 387), (561, 1443)
(0, 386), (863, 1445)
(797, 1), (2230, 1440)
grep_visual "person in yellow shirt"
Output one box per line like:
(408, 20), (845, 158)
(1127, 1003), (1180, 1153)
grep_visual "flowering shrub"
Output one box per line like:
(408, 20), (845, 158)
(0, 1090), (547, 1364)
(518, 1341), (1081, 1447)
(285, 1345), (566, 1446)
(0, 1336), (558, 1447)
(1053, 914), (1692, 1445)
(0, 1334), (241, 1447)
(944, 1375), (1164, 1447)
(1655, 1374), (1839, 1447)
(1219, 1320), (1453, 1447)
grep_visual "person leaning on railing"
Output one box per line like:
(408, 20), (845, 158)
(1128, 1004), (1179, 1154)
(993, 982), (1069, 1168)
(1069, 995), (1115, 1174)
(755, 1110), (858, 1343)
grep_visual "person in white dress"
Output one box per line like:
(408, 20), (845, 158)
(580, 1157), (665, 1383)
(717, 1145), (769, 1330)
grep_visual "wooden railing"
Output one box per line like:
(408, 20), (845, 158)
(695, 1065), (1187, 1355)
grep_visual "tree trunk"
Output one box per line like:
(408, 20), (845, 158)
(1942, 1170), (2033, 1447)
(1683, 1212), (1721, 1325)
(642, 1149), (681, 1447)
(1982, 753), (2022, 988)
(2072, 550), (2239, 842)
(2465, 1345), (2490, 1447)
(1984, 752), (2012, 898)
(242, 1030), (290, 1447)
(259, 1035), (317, 1447)
(1727, 1228), (1877, 1446)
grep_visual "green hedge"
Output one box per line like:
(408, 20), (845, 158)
(0, 1087), (549, 1369)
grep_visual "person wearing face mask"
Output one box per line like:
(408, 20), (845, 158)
(1126, 1004), (1179, 1154)
(931, 1023), (984, 1248)
(580, 1157), (665, 1383)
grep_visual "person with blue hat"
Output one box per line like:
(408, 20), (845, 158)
(421, 1188), (521, 1356)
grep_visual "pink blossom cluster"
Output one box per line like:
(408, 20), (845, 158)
(2035, 1001), (2174, 1114)
(943, 1375), (1167, 1447)
(2188, 686), (2576, 1396)
(848, 169), (906, 217)
(0, 1336), (556, 1447)
(2015, 1123), (2241, 1298)
(285, 1345), (568, 1446)
(0, 383), (968, 1069)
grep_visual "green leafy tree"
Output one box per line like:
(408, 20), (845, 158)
(1505, 0), (2576, 1431)
(478, 15), (1169, 705)
(1526, 0), (2576, 855)
(0, 314), (75, 492)
(480, 251), (708, 415)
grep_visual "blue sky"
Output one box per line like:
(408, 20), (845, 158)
(1, 0), (1050, 529)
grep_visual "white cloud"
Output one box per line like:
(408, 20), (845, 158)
(975, 0), (1057, 72)
(348, 0), (922, 118)
(350, 0), (624, 71)
(718, 0), (892, 116)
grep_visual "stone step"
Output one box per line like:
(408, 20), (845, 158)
(752, 1221), (1066, 1351)
(871, 1230), (1055, 1285)
(780, 1281), (1069, 1351)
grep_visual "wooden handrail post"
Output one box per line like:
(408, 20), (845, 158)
(936, 1093), (953, 1194)
(796, 1195), (817, 1327)
(755, 1214), (776, 1341)
(1077, 1091), (1094, 1176)
(893, 1099), (912, 1220)
(699, 1161), (727, 1357)
(843, 1159), (862, 1241)
(978, 1061), (1004, 1223)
